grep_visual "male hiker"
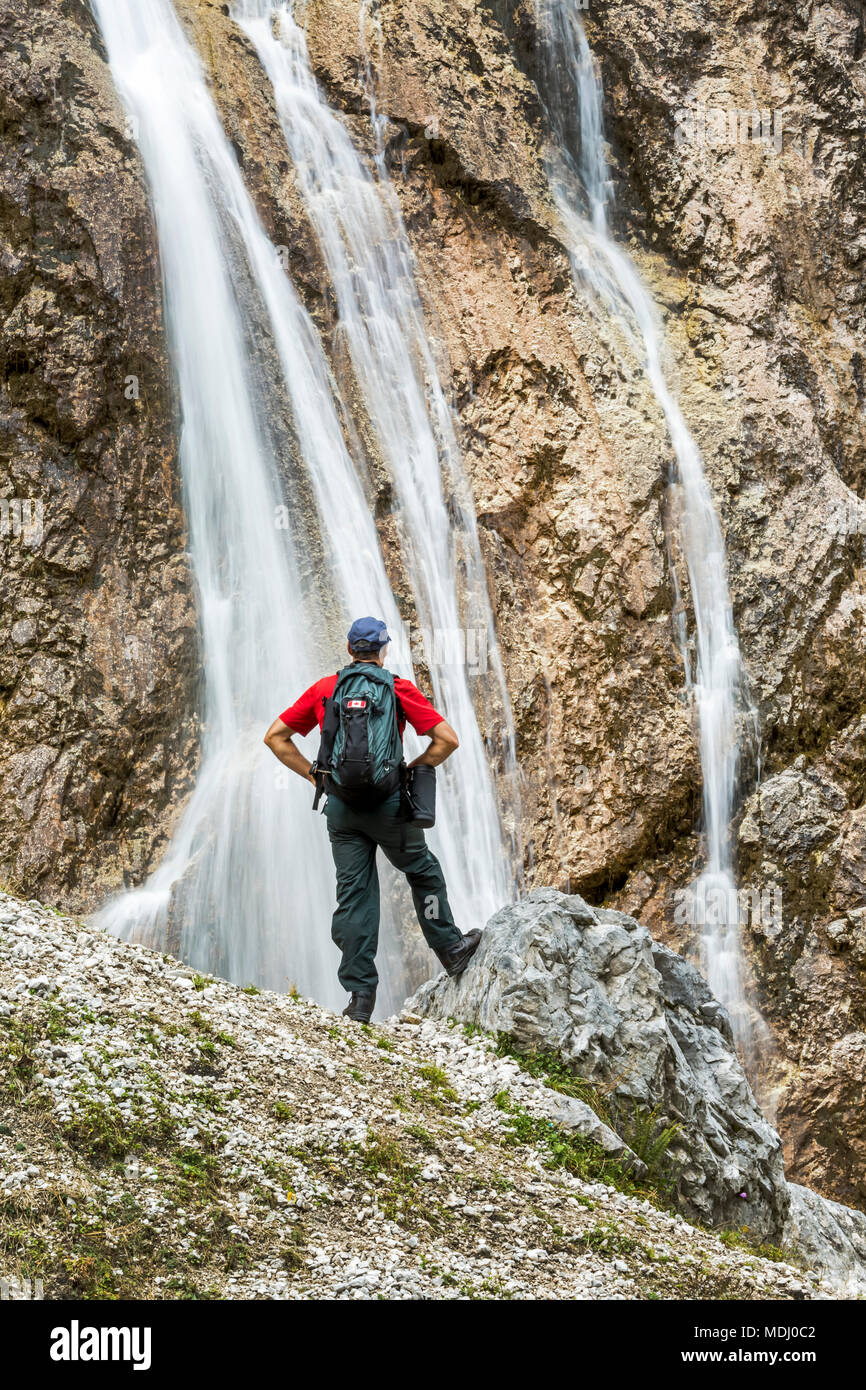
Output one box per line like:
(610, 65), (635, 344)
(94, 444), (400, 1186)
(264, 617), (481, 1022)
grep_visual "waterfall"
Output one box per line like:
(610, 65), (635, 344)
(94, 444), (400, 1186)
(90, 0), (517, 1013)
(233, 0), (521, 924)
(89, 0), (403, 1013)
(534, 1), (755, 1056)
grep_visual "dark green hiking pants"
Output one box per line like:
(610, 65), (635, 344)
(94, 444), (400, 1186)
(324, 790), (462, 993)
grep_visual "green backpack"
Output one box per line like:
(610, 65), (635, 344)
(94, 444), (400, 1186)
(311, 664), (404, 810)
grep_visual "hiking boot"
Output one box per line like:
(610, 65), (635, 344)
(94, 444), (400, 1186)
(434, 929), (482, 978)
(343, 989), (376, 1023)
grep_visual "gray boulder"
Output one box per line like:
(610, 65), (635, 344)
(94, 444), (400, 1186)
(407, 888), (788, 1240)
(783, 1184), (866, 1296)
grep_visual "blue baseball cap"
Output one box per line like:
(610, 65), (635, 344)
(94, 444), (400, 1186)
(347, 616), (391, 651)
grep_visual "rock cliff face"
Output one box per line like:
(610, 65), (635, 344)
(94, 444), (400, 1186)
(1, 0), (864, 1208)
(580, 0), (866, 1218)
(0, 0), (198, 909)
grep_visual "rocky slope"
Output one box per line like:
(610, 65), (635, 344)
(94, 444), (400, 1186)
(0, 890), (848, 1300)
(1, 0), (864, 1209)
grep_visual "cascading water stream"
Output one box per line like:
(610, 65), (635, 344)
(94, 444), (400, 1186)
(90, 0), (518, 1014)
(89, 0), (425, 1013)
(233, 0), (521, 924)
(534, 1), (756, 1057)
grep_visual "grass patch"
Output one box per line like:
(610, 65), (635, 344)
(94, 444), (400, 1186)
(411, 1062), (458, 1112)
(491, 1034), (610, 1119)
(191, 1087), (226, 1114)
(358, 1132), (423, 1226)
(0, 1188), (161, 1301)
(575, 1221), (645, 1258)
(493, 1091), (654, 1197)
(404, 1123), (437, 1152)
(61, 1094), (176, 1164)
(489, 1035), (679, 1201)
(718, 1227), (791, 1264)
(170, 1143), (222, 1196)
(1, 1017), (41, 1098)
(280, 1222), (307, 1273)
(416, 1063), (450, 1088)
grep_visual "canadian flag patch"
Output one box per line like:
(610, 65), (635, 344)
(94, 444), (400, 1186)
(346, 699), (367, 709)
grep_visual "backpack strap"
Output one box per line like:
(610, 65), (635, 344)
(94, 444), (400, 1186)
(311, 678), (341, 811)
(397, 759), (411, 850)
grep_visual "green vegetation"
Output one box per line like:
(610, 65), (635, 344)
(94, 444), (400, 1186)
(616, 1102), (680, 1198)
(358, 1132), (423, 1225)
(61, 1094), (176, 1162)
(482, 1034), (680, 1202)
(0, 1185), (213, 1301)
(411, 1062), (458, 1112)
(0, 937), (800, 1300)
(404, 1123), (436, 1151)
(170, 1142), (222, 1196)
(418, 1256), (516, 1300)
(280, 1222), (307, 1273)
(417, 1063), (450, 1088)
(575, 1221), (645, 1258)
(163, 1276), (221, 1299)
(718, 1227), (791, 1264)
(493, 1090), (658, 1200)
(1, 1001), (87, 1099)
(488, 1038), (784, 1267)
(3, 1016), (41, 1098)
(191, 1087), (227, 1114)
(490, 1033), (610, 1118)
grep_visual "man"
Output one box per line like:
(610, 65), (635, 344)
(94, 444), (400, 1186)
(264, 617), (481, 1022)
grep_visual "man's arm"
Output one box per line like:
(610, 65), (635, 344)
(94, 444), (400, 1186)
(264, 718), (316, 784)
(408, 720), (459, 769)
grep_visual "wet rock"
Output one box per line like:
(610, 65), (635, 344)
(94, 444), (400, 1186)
(0, 0), (198, 910)
(408, 889), (789, 1240)
(783, 1184), (866, 1298)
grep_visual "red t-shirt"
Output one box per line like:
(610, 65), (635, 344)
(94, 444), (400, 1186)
(279, 672), (444, 740)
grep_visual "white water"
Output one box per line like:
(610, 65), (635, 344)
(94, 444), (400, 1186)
(90, 0), (417, 1013)
(233, 0), (520, 921)
(90, 0), (517, 1013)
(535, 1), (754, 1054)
